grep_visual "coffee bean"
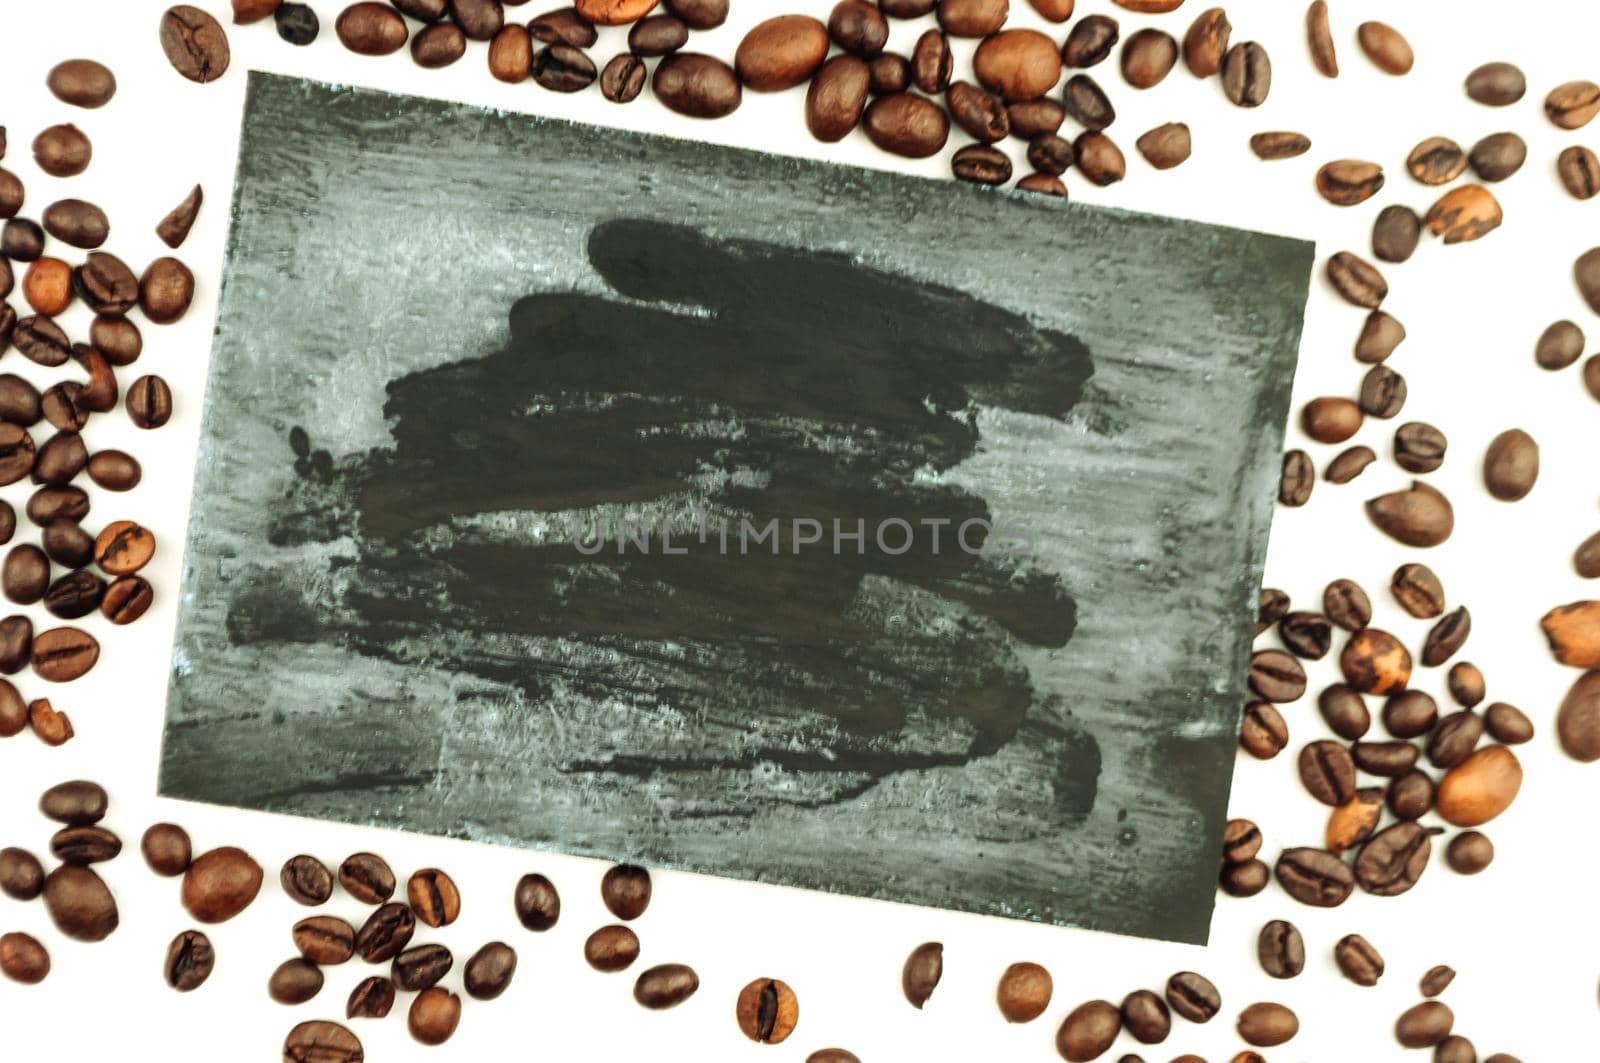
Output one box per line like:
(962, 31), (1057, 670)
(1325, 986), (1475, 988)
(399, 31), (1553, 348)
(625, 14), (685, 57)
(936, 0), (1007, 37)
(1221, 42), (1270, 107)
(1279, 611), (1332, 660)
(1057, 1000), (1122, 1062)
(1249, 649), (1306, 703)
(336, 2), (408, 55)
(142, 823), (192, 876)
(355, 902), (416, 962)
(4, 545), (49, 605)
(1356, 821), (1432, 897)
(0, 167), (19, 220)
(74, 252), (139, 315)
(513, 872), (560, 930)
(1220, 857), (1269, 897)
(270, 958), (325, 1005)
(406, 986), (462, 1045)
(1326, 443), (1373, 483)
(1276, 448), (1313, 506)
(233, 0), (280, 23)
(455, 941), (516, 1001)
(346, 975), (396, 1019)
(1542, 601), (1600, 667)
(736, 15), (828, 92)
(1302, 396), (1362, 443)
(1, 932), (49, 985)
(902, 941), (943, 1008)
(46, 59), (117, 109)
(824, 1), (886, 59)
(595, 51), (646, 101)
(400, 867), (458, 928)
(1327, 251), (1387, 308)
(1421, 608), (1471, 670)
(1317, 160), (1385, 206)
(1075, 132), (1126, 185)
(1580, 248), (1600, 316)
(1326, 787), (1383, 854)
(947, 81), (1006, 141)
(1258, 588), (1290, 634)
(1237, 1002), (1298, 1047)
(276, 4), (320, 45)
(1406, 137), (1466, 186)
(600, 863), (652, 920)
(1397, 1001), (1455, 1048)
(1334, 934), (1384, 986)
(411, 22), (467, 67)
(91, 314), (143, 365)
(72, 344), (117, 413)
(530, 8), (597, 48)
(1319, 582), (1370, 636)
(1427, 184), (1504, 244)
(1165, 972), (1220, 1024)
(1356, 310), (1406, 363)
(485, 25), (532, 82)
(24, 260), (73, 317)
(1302, 0), (1338, 76)
(1466, 62), (1524, 106)
(1120, 29), (1177, 90)
(578, 924), (639, 973)
(294, 916), (356, 965)
(1299, 740), (1357, 805)
(1027, 134), (1074, 176)
(0, 219), (39, 264)
(1063, 75), (1115, 132)
(1371, 205), (1421, 263)
(1436, 1037), (1476, 1063)
(183, 847), (263, 923)
(1352, 740), (1418, 777)
(1468, 131), (1526, 182)
(1275, 846), (1354, 907)
(532, 44), (597, 92)
(736, 977), (799, 1044)
(1436, 746), (1522, 826)
(125, 375), (173, 430)
(1369, 479), (1453, 546)
(1558, 671), (1600, 761)
(0, 617), (32, 676)
(50, 824), (121, 864)
(1560, 146), (1600, 200)
(448, 0), (503, 40)
(864, 94), (950, 158)
(391, 0), (443, 18)
(94, 521), (156, 577)
(910, 30), (953, 94)
(333, 852), (393, 904)
(1482, 429), (1538, 501)
(24, 699), (67, 748)
(1446, 662), (1485, 709)
(0, 502), (11, 546)
(164, 930), (213, 991)
(39, 779), (105, 825)
(0, 846), (44, 900)
(393, 943), (454, 992)
(1054, 15), (1116, 71)
(1357, 21), (1412, 75)
(1183, 7), (1230, 77)
(1024, 0), (1073, 20)
(1222, 818), (1262, 864)
(275, 855), (332, 906)
(1136, 123), (1190, 170)
(1419, 964), (1457, 998)
(162, 6), (232, 81)
(1256, 920), (1304, 979)
(634, 963), (700, 1009)
(42, 199), (109, 250)
(284, 1021), (363, 1063)
(1249, 131), (1310, 160)
(1318, 684), (1371, 741)
(44, 864), (118, 941)
(867, 53), (911, 96)
(0, 375), (41, 426)
(85, 450), (141, 492)
(1389, 567), (1446, 623)
(33, 125), (92, 178)
(952, 145), (1012, 186)
(1547, 80), (1600, 130)
(14, 315), (70, 366)
(1446, 830), (1493, 874)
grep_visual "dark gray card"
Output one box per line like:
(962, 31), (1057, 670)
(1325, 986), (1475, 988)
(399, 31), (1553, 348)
(160, 73), (1311, 943)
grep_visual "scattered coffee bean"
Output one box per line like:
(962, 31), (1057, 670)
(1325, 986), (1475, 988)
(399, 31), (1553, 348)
(1223, 819), (1262, 864)
(911, 30), (952, 94)
(340, 852), (395, 904)
(0, 377), (40, 427)
(1537, 320), (1586, 371)
(411, 22), (467, 68)
(1560, 146), (1600, 200)
(1317, 160), (1384, 206)
(994, 962), (1052, 1023)
(284, 1021), (363, 1063)
(447, 0), (503, 41)
(50, 824), (121, 864)
(162, 5), (232, 81)
(336, 2), (409, 56)
(599, 51), (647, 101)
(24, 260), (73, 317)
(1121, 29), (1177, 90)
(936, 0), (1008, 37)
(0, 846), (45, 900)
(1397, 1001), (1455, 1048)
(1426, 184), (1503, 244)
(1547, 80), (1600, 131)
(1136, 123), (1190, 169)
(1062, 15), (1119, 69)
(488, 25), (533, 82)
(1391, 564), (1446, 620)
(47, 60), (117, 109)
(585, 924), (641, 972)
(1280, 449), (1314, 506)
(1352, 740), (1419, 777)
(1258, 588), (1291, 634)
(1355, 821), (1431, 896)
(14, 315), (68, 365)
(33, 125), (92, 178)
(1483, 429), (1538, 501)
(867, 53), (911, 96)
(1024, 0), (1073, 21)
(1319, 684), (1372, 741)
(142, 823), (192, 876)
(409, 986), (461, 1045)
(164, 931), (213, 991)
(34, 430), (90, 487)
(42, 199), (109, 250)
(1299, 740), (1357, 805)
(975, 29), (1061, 100)
(1275, 846), (1354, 907)
(1165, 971), (1221, 1024)
(1304, 0), (1337, 76)
(94, 521), (155, 576)
(1557, 670), (1600, 761)
(1447, 662), (1486, 709)
(346, 975), (396, 1019)
(1063, 75), (1115, 132)
(1371, 205), (1421, 263)
(1359, 365), (1406, 418)
(1237, 1002), (1299, 1047)
(393, 943), (454, 992)
(464, 941), (517, 1000)
(1257, 920), (1304, 979)
(1465, 62), (1524, 106)
(1541, 600), (1600, 667)
(1326, 251), (1387, 308)
(1075, 131), (1126, 185)
(530, 8), (597, 48)
(1579, 247), (1600, 315)
(1119, 989), (1170, 1044)
(355, 902), (416, 963)
(1437, 1037), (1477, 1063)
(31, 625), (98, 682)
(1447, 830), (1494, 874)
(39, 779), (106, 824)
(826, 1), (887, 60)
(1356, 310), (1406, 363)
(91, 314), (143, 365)
(276, 4), (320, 46)
(0, 618), (33, 677)
(74, 252), (139, 315)
(43, 864), (118, 941)
(1357, 21), (1412, 75)
(902, 941), (943, 1008)
(634, 963), (700, 1009)
(1028, 134), (1074, 175)
(513, 872), (561, 930)
(1383, 689), (1439, 739)
(1279, 611), (1332, 659)
(0, 932), (49, 984)
(1368, 479), (1453, 545)
(1221, 42), (1270, 107)
(1407, 137), (1466, 186)
(1239, 701), (1288, 759)
(1326, 445), (1375, 484)
(1250, 131), (1310, 160)
(1428, 711), (1484, 771)
(1436, 745), (1522, 826)
(1057, 1000), (1122, 1062)
(1420, 964), (1457, 998)
(1334, 933), (1385, 986)
(1326, 787), (1383, 853)
(737, 977), (800, 1043)
(1220, 857), (1269, 897)
(1422, 606), (1472, 667)
(126, 375), (173, 430)
(1183, 7), (1230, 78)
(87, 450), (141, 492)
(295, 915), (356, 965)
(407, 867), (461, 928)
(736, 15), (828, 92)
(1469, 131), (1527, 182)
(531, 44), (597, 92)
(601, 863), (652, 920)
(183, 847), (263, 923)
(952, 145), (1012, 186)
(863, 94), (950, 158)
(1249, 649), (1307, 703)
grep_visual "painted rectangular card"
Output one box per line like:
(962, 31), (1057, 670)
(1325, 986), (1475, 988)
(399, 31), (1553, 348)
(159, 73), (1312, 944)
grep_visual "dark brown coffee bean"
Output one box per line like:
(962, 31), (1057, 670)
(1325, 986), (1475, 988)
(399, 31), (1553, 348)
(1221, 42), (1270, 107)
(41, 199), (109, 250)
(182, 847), (263, 923)
(1397, 1001), (1455, 1048)
(393, 943), (453, 992)
(95, 521), (156, 576)
(513, 872), (560, 930)
(1468, 131), (1526, 182)
(1279, 612), (1332, 660)
(1120, 29), (1177, 90)
(91, 314), (143, 365)
(163, 930), (213, 991)
(828, 1), (887, 59)
(911, 30), (952, 94)
(531, 44), (597, 92)
(1407, 137), (1466, 185)
(2, 218), (43, 263)
(1351, 740), (1419, 777)
(1299, 740), (1357, 805)
(1239, 701), (1288, 759)
(161, 6), (231, 80)
(1223, 819), (1262, 864)
(46, 59), (117, 109)
(1354, 311), (1404, 366)
(14, 316), (70, 367)
(1334, 934), (1384, 986)
(585, 924), (641, 971)
(736, 14), (828, 92)
(448, 0), (503, 40)
(1392, 564), (1446, 619)
(529, 9), (596, 49)
(393, 0), (446, 19)
(1482, 429), (1538, 502)
(32, 125), (92, 178)
(1258, 587), (1291, 634)
(125, 375), (173, 430)
(346, 975), (395, 1019)
(1323, 580), (1371, 632)
(141, 823), (192, 876)
(280, 855), (333, 905)
(867, 53), (911, 96)
(0, 168), (19, 221)
(628, 14), (687, 57)
(1547, 81), (1600, 130)
(946, 82), (1010, 143)
(284, 1021), (363, 1063)
(1371, 205), (1422, 264)
(1581, 248), (1600, 316)
(39, 779), (107, 824)
(1276, 847), (1354, 907)
(864, 94), (950, 158)
(1327, 251), (1387, 308)
(74, 252), (138, 315)
(72, 344), (117, 413)
(1426, 184), (1504, 244)
(1027, 134), (1073, 175)
(1559, 146), (1600, 200)
(1136, 123), (1190, 170)
(1249, 649), (1306, 702)
(0, 375), (41, 426)
(1356, 821), (1432, 897)
(902, 941), (943, 1008)
(0, 846), (45, 899)
(737, 977), (800, 1043)
(1422, 607), (1472, 667)
(295, 916), (356, 965)
(1220, 857), (1269, 897)
(43, 571), (104, 620)
(85, 450), (141, 492)
(1075, 132), (1126, 185)
(90, 572), (145, 623)
(1, 932), (50, 984)
(463, 941), (517, 999)
(1250, 131), (1309, 160)
(355, 902), (415, 962)
(269, 958), (325, 1005)
(1279, 449), (1313, 506)
(952, 145), (1012, 186)
(4, 544), (49, 605)
(1165, 972), (1220, 1024)
(1466, 62), (1524, 106)
(1063, 15), (1119, 69)
(1435, 1037), (1476, 1063)
(0, 617), (32, 676)
(1057, 1000), (1122, 1061)
(1317, 160), (1384, 206)
(1447, 662), (1486, 709)
(1318, 684), (1371, 741)
(634, 963), (700, 1009)
(1237, 1002), (1298, 1047)
(601, 863), (652, 920)
(43, 864), (118, 941)
(336, 2), (408, 55)
(1446, 830), (1493, 874)
(1064, 75), (1115, 131)
(410, 22), (466, 68)
(1558, 671), (1600, 761)
(157, 185), (204, 249)
(1426, 711), (1481, 771)
(407, 867), (460, 927)
(1536, 320), (1585, 370)
(1485, 701), (1534, 745)
(1118, 989), (1169, 1045)
(598, 52), (646, 102)
(43, 522), (95, 569)
(1183, 7), (1230, 77)
(1378, 694), (1435, 746)
(0, 501), (11, 547)
(1018, 171), (1067, 193)
(1370, 478), (1453, 545)
(1257, 920), (1304, 979)
(340, 852), (395, 904)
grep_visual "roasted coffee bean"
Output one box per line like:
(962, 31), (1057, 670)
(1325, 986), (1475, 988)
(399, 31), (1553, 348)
(336, 2), (408, 55)
(24, 260), (73, 317)
(1075, 132), (1126, 186)
(975, 29), (1061, 101)
(1257, 920), (1304, 979)
(1426, 184), (1503, 244)
(1057, 1000), (1122, 1062)
(865, 94), (950, 158)
(1334, 934), (1384, 986)
(14, 316), (70, 368)
(3, 545), (48, 604)
(1183, 7), (1230, 78)
(488, 25), (533, 82)
(1279, 449), (1314, 506)
(1237, 1002), (1298, 1047)
(1062, 15), (1119, 69)
(40, 779), (108, 824)
(42, 199), (109, 250)
(828, 1), (888, 59)
(1482, 702), (1530, 747)
(1357, 21), (1412, 75)
(634, 963), (700, 1009)
(33, 125), (92, 178)
(1420, 964), (1456, 998)
(1547, 80), (1600, 130)
(1354, 313), (1401, 367)
(989, 962), (1052, 1024)
(74, 253), (138, 315)
(1319, 684), (1371, 741)
(1063, 75), (1115, 131)
(411, 22), (466, 67)
(1221, 42), (1270, 107)
(628, 14), (687, 57)
(85, 450), (141, 492)
(2, 218), (43, 263)
(1119, 989), (1170, 1044)
(1378, 771), (1431, 818)
(1120, 29), (1177, 90)
(1537, 320), (1585, 370)
(1017, 172), (1067, 195)
(1302, 396), (1362, 443)
(600, 863), (652, 920)
(1025, 0), (1074, 20)
(448, 0), (504, 40)
(1304, 0), (1338, 76)
(1299, 740), (1357, 805)
(0, 375), (41, 426)
(1326, 787), (1384, 854)
(461, 941), (516, 1000)
(0, 846), (45, 899)
(1323, 579), (1371, 632)
(947, 82), (1010, 142)
(94, 521), (156, 576)
(737, 977), (800, 1043)
(44, 864), (118, 941)
(1317, 160), (1384, 205)
(1165, 972), (1220, 1024)
(1469, 131), (1526, 182)
(47, 59), (117, 109)
(1258, 588), (1290, 634)
(1352, 739), (1418, 777)
(577, 0), (660, 21)
(1483, 429), (1538, 501)
(1250, 131), (1310, 160)
(183, 847), (263, 923)
(1421, 607), (1471, 669)
(1384, 689), (1438, 738)
(164, 930), (213, 991)
(270, 958), (325, 1005)
(408, 987), (463, 1045)
(126, 375), (173, 430)
(1447, 830), (1494, 874)
(1220, 857), (1269, 897)
(1371, 205), (1421, 264)
(867, 53), (911, 96)
(1466, 62), (1524, 106)
(355, 902), (416, 962)
(1027, 134), (1074, 175)
(1436, 745), (1522, 826)
(530, 9), (597, 48)
(532, 44), (597, 92)
(1327, 251), (1387, 308)
(1222, 819), (1262, 864)
(1369, 479), (1453, 545)
(1408, 137), (1466, 186)
(0, 616), (32, 675)
(1558, 671), (1600, 761)
(30, 698), (73, 745)
(513, 872), (560, 930)
(582, 924), (640, 973)
(142, 823), (192, 876)
(294, 916), (356, 965)
(1249, 650), (1306, 703)
(1136, 123), (1190, 170)
(91, 314), (143, 365)
(1392, 564), (1446, 618)
(393, 943), (454, 992)
(339, 852), (395, 904)
(1435, 1037), (1476, 1063)
(902, 942), (943, 1008)
(284, 1021), (363, 1063)
(70, 344), (116, 414)
(280, 855), (334, 906)
(1275, 846), (1354, 907)
(233, 0), (280, 24)
(1397, 1002), (1455, 1048)
(0, 501), (11, 546)
(346, 975), (395, 1019)
(1279, 612), (1332, 660)
(1, 932), (50, 984)
(43, 526), (96, 572)
(405, 868), (461, 928)
(1559, 146), (1600, 200)
(1447, 662), (1485, 709)
(0, 168), (19, 220)
(736, 15), (828, 92)
(161, 5), (231, 81)
(276, 3), (320, 45)
(599, 52), (647, 101)
(1580, 248), (1600, 316)
(952, 145), (1012, 186)
(935, 0), (1006, 37)
(911, 30), (953, 94)
(50, 824), (120, 865)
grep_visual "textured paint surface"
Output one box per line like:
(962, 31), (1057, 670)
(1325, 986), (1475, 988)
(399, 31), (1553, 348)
(160, 74), (1312, 944)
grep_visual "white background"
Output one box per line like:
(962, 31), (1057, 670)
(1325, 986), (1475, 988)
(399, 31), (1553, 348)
(2, 1), (1599, 1059)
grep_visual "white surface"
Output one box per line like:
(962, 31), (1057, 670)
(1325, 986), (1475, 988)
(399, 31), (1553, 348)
(2, 1), (1598, 1059)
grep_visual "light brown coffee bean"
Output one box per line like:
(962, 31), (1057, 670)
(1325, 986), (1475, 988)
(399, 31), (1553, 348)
(1075, 132), (1126, 186)
(1279, 449), (1313, 507)
(1356, 310), (1406, 363)
(1359, 365), (1406, 419)
(1357, 21), (1412, 75)
(735, 15), (829, 92)
(1182, 7), (1230, 77)
(1121, 29), (1178, 90)
(1426, 185), (1503, 244)
(1367, 481), (1453, 547)
(1326, 251), (1387, 308)
(1221, 41), (1270, 107)
(1436, 746), (1522, 827)
(1306, 0), (1336, 77)
(1559, 146), (1600, 200)
(1136, 123), (1190, 170)
(975, 29), (1061, 101)
(1326, 446), (1375, 484)
(1250, 131), (1309, 160)
(1317, 160), (1384, 205)
(1547, 80), (1600, 130)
